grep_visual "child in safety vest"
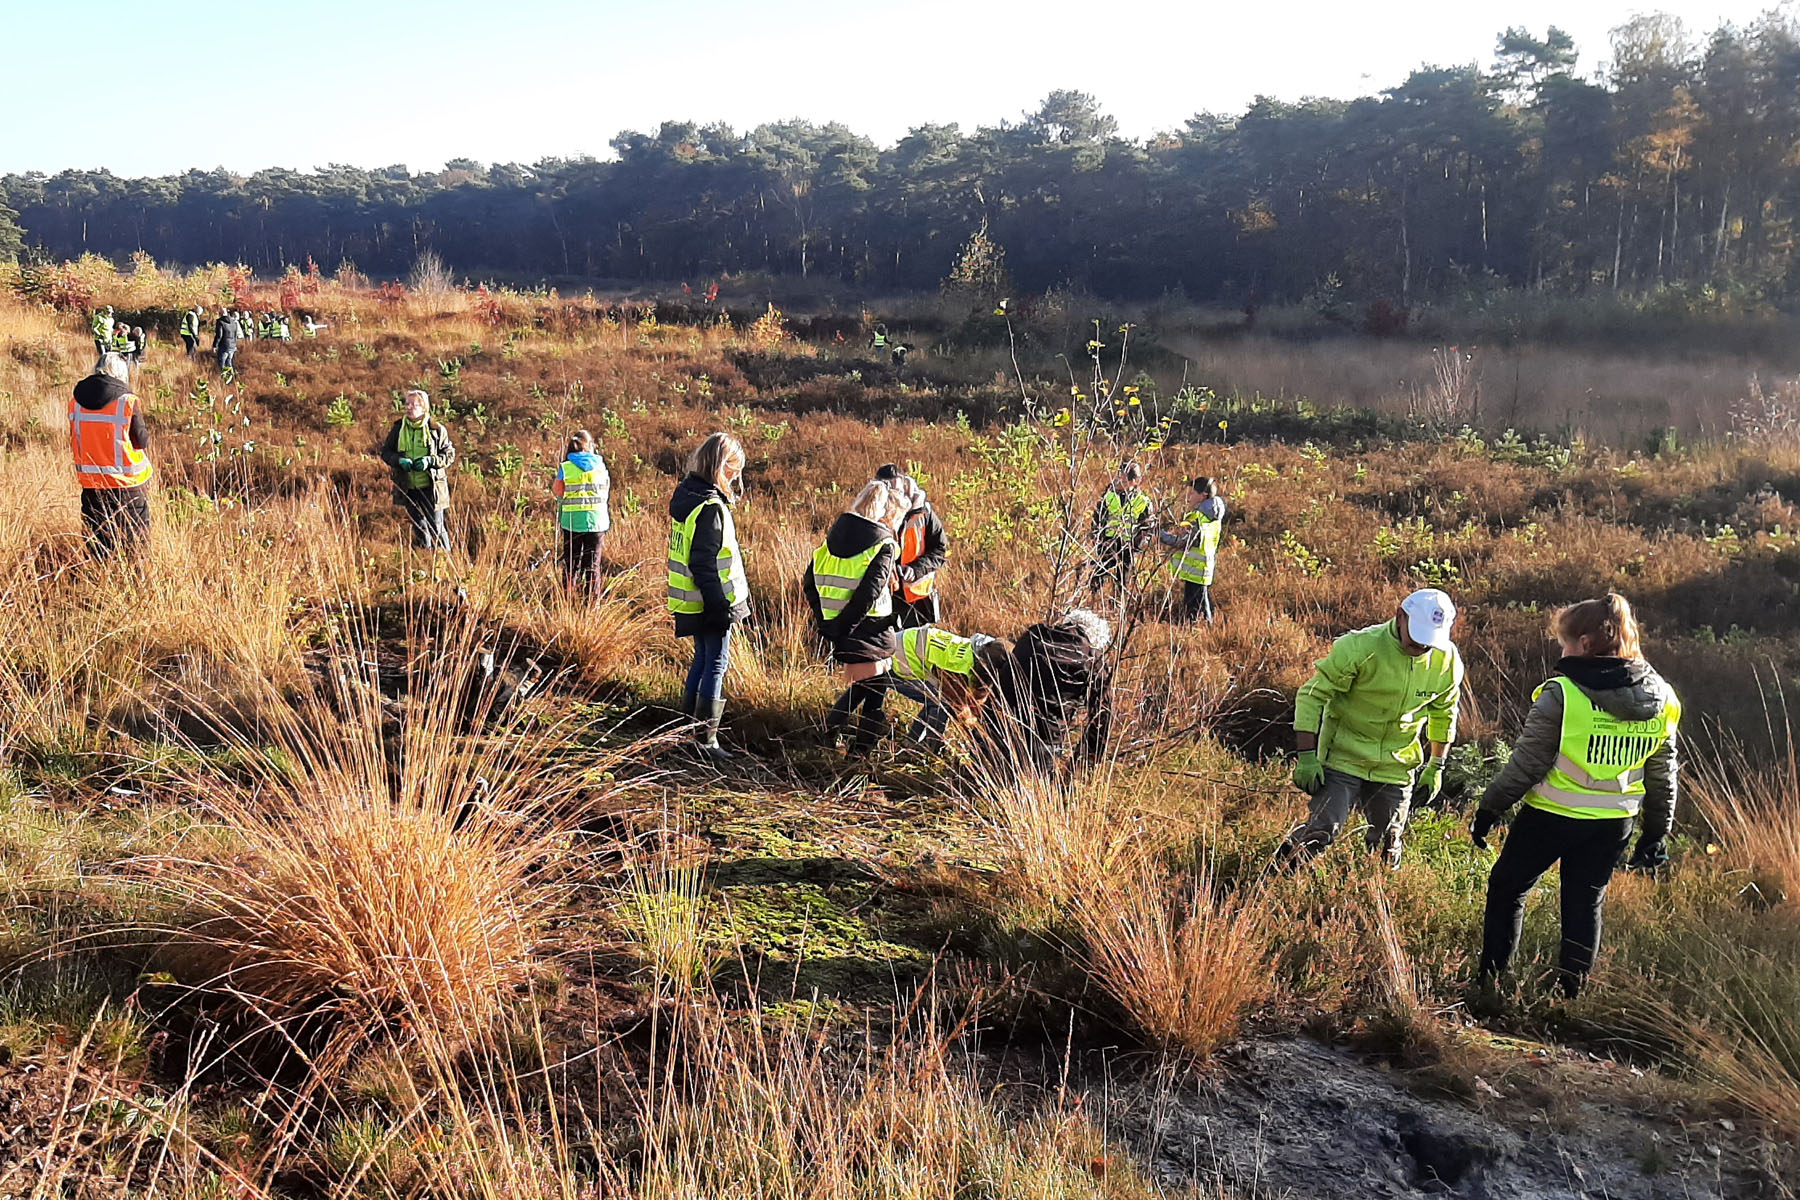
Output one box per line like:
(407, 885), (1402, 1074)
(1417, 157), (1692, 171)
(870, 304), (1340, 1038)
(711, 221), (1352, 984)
(1158, 475), (1225, 624)
(886, 626), (1007, 743)
(552, 428), (611, 600)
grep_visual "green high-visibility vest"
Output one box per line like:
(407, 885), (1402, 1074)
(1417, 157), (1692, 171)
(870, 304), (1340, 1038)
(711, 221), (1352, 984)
(1172, 509), (1222, 585)
(1524, 677), (1680, 820)
(667, 497), (747, 615)
(892, 625), (975, 682)
(92, 312), (113, 338)
(180, 310), (199, 337)
(812, 538), (893, 623)
(871, 331), (888, 348)
(558, 460), (602, 533)
(1100, 488), (1149, 540)
(112, 331), (134, 352)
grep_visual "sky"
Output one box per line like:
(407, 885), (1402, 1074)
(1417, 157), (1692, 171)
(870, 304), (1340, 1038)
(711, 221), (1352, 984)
(4, 0), (1791, 178)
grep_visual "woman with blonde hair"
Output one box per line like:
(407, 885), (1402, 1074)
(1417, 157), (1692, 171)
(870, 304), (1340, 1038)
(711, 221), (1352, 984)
(805, 479), (905, 754)
(667, 432), (750, 759)
(1472, 593), (1681, 998)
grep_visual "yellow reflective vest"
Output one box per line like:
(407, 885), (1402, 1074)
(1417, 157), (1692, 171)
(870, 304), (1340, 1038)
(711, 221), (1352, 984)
(557, 460), (603, 533)
(812, 538), (893, 622)
(1524, 677), (1680, 820)
(1172, 508), (1222, 585)
(1099, 488), (1150, 540)
(667, 497), (746, 615)
(892, 625), (976, 683)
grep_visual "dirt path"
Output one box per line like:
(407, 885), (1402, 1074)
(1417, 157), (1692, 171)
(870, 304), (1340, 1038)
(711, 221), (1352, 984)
(1099, 1037), (1786, 1199)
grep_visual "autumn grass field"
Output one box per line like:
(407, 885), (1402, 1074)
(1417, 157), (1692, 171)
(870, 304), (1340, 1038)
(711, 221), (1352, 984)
(2, 259), (1799, 1197)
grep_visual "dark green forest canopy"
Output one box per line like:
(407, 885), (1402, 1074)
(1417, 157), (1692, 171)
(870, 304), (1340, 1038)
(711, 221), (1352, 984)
(4, 16), (1798, 305)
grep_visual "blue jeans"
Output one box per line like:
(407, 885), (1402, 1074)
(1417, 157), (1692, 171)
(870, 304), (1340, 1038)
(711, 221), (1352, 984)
(887, 676), (947, 742)
(684, 629), (733, 703)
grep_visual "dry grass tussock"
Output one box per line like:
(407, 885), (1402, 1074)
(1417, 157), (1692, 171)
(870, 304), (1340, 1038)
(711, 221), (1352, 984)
(1691, 720), (1800, 908)
(960, 753), (1275, 1058)
(119, 597), (655, 1070)
(1076, 861), (1273, 1058)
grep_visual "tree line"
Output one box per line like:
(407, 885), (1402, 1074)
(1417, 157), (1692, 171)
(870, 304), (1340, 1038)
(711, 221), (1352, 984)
(3, 14), (1797, 308)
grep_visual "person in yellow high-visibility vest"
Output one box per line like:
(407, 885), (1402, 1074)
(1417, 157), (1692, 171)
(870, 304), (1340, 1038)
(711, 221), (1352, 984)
(668, 432), (750, 760)
(90, 306), (115, 360)
(1158, 475), (1225, 624)
(887, 625), (1006, 743)
(179, 305), (204, 358)
(1089, 462), (1154, 596)
(1473, 593), (1680, 998)
(69, 354), (154, 559)
(805, 480), (905, 755)
(378, 389), (457, 551)
(551, 428), (611, 601)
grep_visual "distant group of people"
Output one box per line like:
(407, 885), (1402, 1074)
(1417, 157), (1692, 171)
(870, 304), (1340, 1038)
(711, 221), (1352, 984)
(62, 307), (1685, 1001)
(88, 306), (148, 372)
(90, 304), (328, 377)
(205, 305), (327, 373)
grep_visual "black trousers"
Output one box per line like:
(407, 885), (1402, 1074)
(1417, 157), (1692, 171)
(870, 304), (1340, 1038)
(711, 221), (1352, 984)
(397, 488), (451, 551)
(826, 676), (890, 751)
(894, 592), (940, 629)
(1181, 580), (1214, 624)
(1090, 543), (1133, 594)
(1479, 804), (1634, 996)
(80, 486), (151, 559)
(181, 333), (197, 357)
(560, 530), (604, 597)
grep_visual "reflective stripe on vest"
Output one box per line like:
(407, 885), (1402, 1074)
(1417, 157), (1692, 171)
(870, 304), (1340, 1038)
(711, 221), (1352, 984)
(1524, 676), (1680, 820)
(1101, 488), (1149, 539)
(893, 625), (975, 682)
(181, 312), (199, 336)
(560, 463), (602, 515)
(812, 538), (893, 622)
(898, 514), (936, 601)
(1173, 510), (1222, 585)
(69, 392), (154, 489)
(667, 497), (746, 615)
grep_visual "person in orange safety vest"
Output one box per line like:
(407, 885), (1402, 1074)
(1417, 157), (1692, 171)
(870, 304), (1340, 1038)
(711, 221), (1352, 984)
(874, 464), (948, 630)
(69, 353), (154, 559)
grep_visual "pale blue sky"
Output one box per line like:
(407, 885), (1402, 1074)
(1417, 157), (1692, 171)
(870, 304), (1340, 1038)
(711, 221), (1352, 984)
(5, 0), (1788, 177)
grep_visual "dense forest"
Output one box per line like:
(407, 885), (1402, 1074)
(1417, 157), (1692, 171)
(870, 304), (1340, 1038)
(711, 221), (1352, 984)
(3, 15), (1797, 306)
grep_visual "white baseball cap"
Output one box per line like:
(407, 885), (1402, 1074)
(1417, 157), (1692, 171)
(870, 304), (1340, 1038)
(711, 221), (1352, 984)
(1400, 588), (1457, 651)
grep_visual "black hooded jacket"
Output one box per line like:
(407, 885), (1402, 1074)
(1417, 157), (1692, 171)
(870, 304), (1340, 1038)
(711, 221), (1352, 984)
(669, 473), (751, 637)
(1010, 618), (1114, 762)
(1480, 655), (1681, 841)
(72, 373), (149, 456)
(804, 512), (898, 663)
